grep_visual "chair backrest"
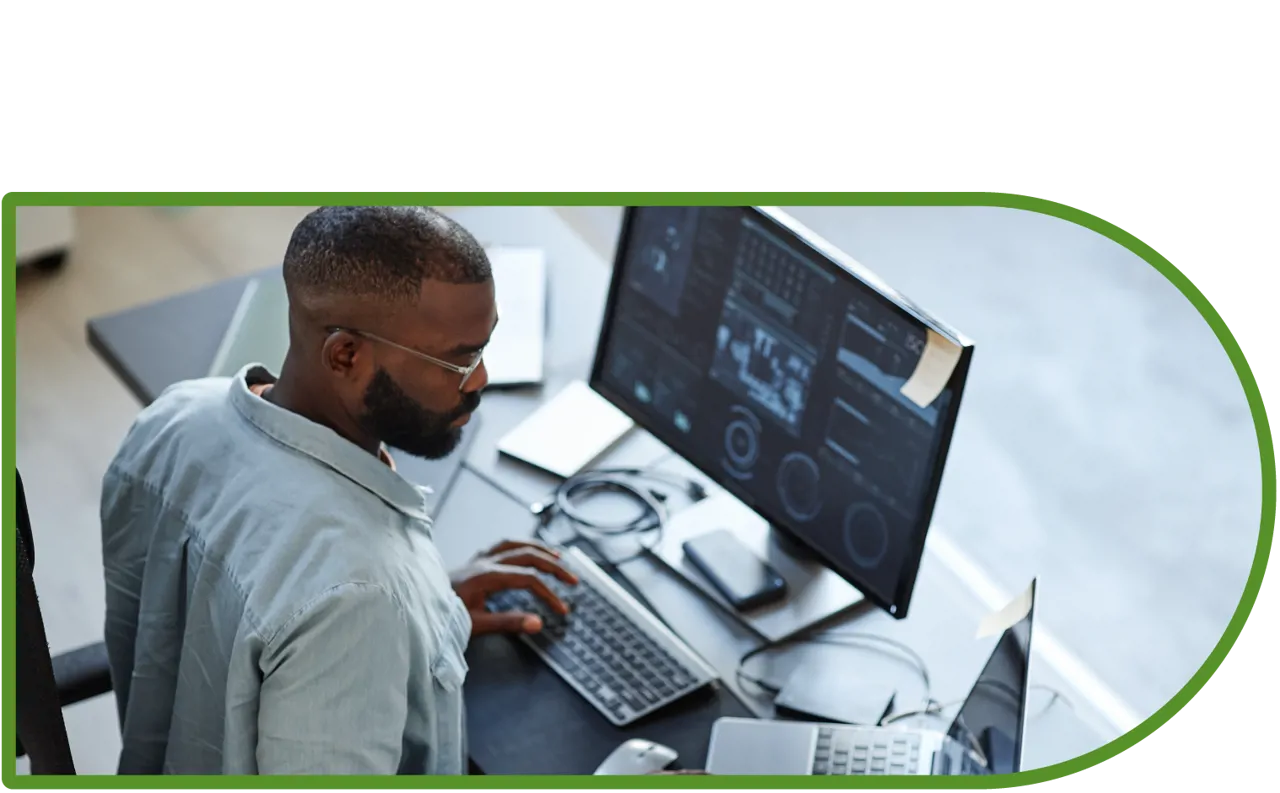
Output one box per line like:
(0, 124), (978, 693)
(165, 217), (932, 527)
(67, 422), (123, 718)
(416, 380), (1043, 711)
(15, 470), (77, 774)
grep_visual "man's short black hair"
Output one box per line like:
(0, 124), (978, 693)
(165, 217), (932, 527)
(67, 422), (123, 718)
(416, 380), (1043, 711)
(283, 206), (491, 302)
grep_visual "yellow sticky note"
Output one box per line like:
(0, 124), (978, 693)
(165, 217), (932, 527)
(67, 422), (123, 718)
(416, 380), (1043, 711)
(900, 329), (961, 408)
(976, 582), (1035, 639)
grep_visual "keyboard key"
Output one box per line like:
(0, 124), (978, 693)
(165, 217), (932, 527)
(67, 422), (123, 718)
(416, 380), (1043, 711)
(600, 673), (625, 692)
(545, 642), (572, 663)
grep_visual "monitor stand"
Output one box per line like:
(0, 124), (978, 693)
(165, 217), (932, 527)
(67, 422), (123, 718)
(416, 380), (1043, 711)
(650, 491), (867, 643)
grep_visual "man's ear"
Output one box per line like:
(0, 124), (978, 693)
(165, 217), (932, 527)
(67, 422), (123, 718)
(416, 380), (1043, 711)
(321, 330), (363, 378)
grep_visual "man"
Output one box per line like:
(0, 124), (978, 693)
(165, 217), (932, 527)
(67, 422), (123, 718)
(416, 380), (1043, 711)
(101, 206), (575, 774)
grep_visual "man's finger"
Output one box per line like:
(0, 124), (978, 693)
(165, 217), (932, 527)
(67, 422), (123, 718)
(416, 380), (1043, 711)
(471, 610), (544, 636)
(483, 539), (561, 559)
(482, 571), (569, 615)
(488, 549), (579, 585)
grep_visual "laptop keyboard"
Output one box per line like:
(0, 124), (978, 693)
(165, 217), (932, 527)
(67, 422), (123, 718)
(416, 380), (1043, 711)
(812, 727), (922, 775)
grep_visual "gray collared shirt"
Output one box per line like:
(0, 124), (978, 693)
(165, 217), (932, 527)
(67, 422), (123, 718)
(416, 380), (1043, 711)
(101, 365), (472, 774)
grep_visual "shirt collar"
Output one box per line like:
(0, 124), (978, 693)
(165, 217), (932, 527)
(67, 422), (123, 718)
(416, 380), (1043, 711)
(229, 365), (432, 522)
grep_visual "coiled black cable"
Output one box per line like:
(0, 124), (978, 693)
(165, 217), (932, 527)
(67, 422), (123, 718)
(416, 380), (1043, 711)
(530, 466), (707, 565)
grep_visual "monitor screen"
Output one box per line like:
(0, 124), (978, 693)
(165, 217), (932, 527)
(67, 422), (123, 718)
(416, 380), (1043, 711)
(947, 583), (1035, 773)
(589, 206), (972, 617)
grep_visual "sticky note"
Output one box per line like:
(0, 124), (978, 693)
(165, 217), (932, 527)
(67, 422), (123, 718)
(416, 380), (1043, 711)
(900, 329), (962, 408)
(976, 581), (1035, 639)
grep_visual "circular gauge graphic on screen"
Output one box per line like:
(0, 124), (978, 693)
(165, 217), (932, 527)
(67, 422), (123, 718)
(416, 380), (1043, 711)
(722, 406), (762, 480)
(776, 452), (822, 522)
(842, 503), (889, 569)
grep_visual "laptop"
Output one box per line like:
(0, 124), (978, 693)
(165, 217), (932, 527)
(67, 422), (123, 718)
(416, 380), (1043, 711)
(706, 580), (1037, 776)
(207, 246), (548, 388)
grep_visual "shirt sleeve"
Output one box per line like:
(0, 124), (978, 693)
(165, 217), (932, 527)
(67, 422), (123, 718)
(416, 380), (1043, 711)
(256, 583), (412, 774)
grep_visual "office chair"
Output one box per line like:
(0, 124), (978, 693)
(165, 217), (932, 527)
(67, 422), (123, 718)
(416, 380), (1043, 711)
(15, 470), (114, 774)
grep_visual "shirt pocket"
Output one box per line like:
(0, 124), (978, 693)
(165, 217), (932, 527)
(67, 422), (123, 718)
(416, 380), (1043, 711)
(430, 597), (472, 693)
(431, 650), (467, 693)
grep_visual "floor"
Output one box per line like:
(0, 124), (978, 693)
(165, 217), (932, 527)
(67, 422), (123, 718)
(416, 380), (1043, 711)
(12, 205), (1263, 774)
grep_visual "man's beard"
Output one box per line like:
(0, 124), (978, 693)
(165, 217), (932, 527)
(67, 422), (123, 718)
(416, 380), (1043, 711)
(358, 368), (480, 459)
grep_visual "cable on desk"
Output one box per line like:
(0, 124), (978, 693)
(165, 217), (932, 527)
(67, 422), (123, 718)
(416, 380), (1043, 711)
(530, 465), (707, 567)
(735, 630), (934, 713)
(464, 459), (705, 620)
(462, 461), (690, 564)
(1029, 684), (1075, 719)
(880, 683), (1073, 726)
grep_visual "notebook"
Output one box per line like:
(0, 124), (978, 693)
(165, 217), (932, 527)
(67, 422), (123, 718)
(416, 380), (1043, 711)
(497, 380), (634, 478)
(208, 246), (549, 387)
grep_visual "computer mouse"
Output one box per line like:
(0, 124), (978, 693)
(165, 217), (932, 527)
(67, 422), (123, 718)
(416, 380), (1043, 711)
(594, 738), (679, 775)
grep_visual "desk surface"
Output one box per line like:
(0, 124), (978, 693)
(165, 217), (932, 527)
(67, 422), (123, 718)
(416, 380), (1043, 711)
(86, 206), (1110, 773)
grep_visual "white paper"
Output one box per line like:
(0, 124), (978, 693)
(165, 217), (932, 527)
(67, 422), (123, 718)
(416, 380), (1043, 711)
(484, 246), (547, 386)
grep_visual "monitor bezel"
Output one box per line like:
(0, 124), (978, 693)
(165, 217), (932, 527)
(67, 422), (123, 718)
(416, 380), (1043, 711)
(588, 206), (975, 619)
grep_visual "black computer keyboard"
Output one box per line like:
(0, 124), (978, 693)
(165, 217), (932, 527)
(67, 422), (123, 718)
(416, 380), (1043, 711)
(486, 546), (719, 726)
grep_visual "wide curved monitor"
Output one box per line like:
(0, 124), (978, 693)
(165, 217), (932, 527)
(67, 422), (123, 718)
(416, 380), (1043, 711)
(590, 206), (973, 618)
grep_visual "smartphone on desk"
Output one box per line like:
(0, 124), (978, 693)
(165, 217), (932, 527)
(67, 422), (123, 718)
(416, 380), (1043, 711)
(682, 529), (787, 611)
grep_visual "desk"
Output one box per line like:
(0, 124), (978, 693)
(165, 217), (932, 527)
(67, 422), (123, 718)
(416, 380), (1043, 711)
(87, 206), (1110, 774)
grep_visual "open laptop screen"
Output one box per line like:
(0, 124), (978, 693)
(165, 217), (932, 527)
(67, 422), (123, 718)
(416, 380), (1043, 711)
(946, 581), (1035, 774)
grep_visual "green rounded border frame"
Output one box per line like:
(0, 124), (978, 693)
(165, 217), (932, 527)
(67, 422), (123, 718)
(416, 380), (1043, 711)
(1, 192), (1272, 789)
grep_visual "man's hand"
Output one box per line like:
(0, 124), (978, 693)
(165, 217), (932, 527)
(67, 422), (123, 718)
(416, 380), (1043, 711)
(451, 540), (579, 636)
